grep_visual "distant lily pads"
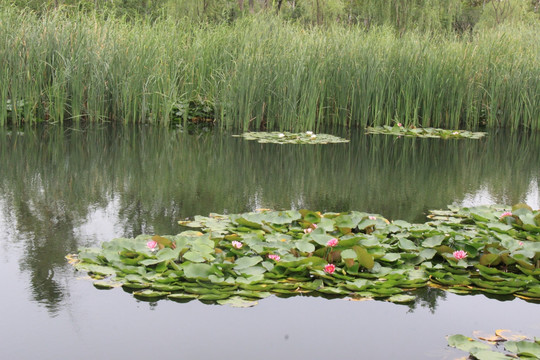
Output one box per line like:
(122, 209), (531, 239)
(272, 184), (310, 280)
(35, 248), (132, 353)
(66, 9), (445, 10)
(71, 204), (539, 306)
(233, 131), (349, 144)
(366, 125), (487, 139)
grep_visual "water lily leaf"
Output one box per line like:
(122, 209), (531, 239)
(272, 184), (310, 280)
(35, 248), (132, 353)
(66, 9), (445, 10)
(183, 263), (214, 279)
(469, 349), (510, 360)
(387, 294), (416, 303)
(295, 240), (315, 253)
(168, 293), (197, 302)
(505, 340), (540, 357)
(447, 334), (493, 352)
(152, 235), (176, 250)
(398, 238), (417, 251)
(234, 256), (263, 270)
(237, 265), (267, 277)
(353, 246), (374, 270)
(479, 254), (501, 266)
(93, 281), (118, 289)
(422, 235), (445, 248)
(75, 263), (117, 276)
(133, 289), (170, 299)
(139, 258), (165, 266)
(341, 249), (357, 259)
(379, 253), (400, 262)
(217, 296), (259, 308)
(183, 251), (207, 263)
(310, 233), (336, 246)
(235, 217), (263, 229)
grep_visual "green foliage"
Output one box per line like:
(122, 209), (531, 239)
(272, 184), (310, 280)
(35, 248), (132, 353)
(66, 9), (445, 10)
(72, 204), (540, 305)
(365, 124), (487, 139)
(448, 331), (540, 359)
(233, 131), (349, 144)
(1, 7), (538, 130)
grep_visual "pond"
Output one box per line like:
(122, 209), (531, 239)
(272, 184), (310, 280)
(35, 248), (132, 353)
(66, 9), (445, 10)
(0, 125), (538, 359)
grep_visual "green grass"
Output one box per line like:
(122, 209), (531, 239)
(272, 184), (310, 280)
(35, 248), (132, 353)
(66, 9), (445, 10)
(0, 7), (539, 131)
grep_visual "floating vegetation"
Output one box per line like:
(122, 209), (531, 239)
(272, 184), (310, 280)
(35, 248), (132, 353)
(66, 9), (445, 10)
(448, 330), (540, 359)
(233, 131), (349, 144)
(365, 125), (487, 139)
(71, 204), (540, 306)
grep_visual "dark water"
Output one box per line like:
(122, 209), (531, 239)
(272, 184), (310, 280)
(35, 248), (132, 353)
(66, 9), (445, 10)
(0, 125), (539, 359)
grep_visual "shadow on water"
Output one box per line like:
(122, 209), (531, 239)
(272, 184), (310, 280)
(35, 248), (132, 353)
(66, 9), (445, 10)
(0, 124), (539, 315)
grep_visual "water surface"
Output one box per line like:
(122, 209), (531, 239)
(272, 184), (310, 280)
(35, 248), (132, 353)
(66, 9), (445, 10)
(0, 125), (538, 359)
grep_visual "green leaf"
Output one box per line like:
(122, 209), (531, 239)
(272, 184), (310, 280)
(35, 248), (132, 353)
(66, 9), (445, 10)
(234, 256), (263, 270)
(398, 238), (418, 251)
(505, 340), (540, 357)
(447, 334), (492, 352)
(354, 246), (374, 270)
(422, 235), (444, 248)
(296, 240), (315, 253)
(183, 263), (214, 279)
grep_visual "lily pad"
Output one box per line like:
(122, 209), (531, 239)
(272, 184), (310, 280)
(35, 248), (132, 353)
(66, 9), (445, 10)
(366, 125), (486, 139)
(232, 131), (349, 145)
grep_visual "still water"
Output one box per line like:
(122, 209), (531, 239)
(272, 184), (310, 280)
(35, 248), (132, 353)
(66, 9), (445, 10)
(0, 125), (539, 359)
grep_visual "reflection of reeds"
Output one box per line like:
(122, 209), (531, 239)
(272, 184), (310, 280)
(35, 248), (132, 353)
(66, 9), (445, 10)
(1, 126), (539, 234)
(1, 8), (539, 130)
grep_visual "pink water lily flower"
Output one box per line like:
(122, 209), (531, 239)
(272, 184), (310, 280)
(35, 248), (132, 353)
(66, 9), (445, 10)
(368, 216), (376, 220)
(268, 254), (280, 261)
(500, 211), (512, 219)
(312, 224), (318, 229)
(326, 238), (338, 247)
(231, 241), (243, 249)
(304, 228), (312, 234)
(146, 240), (158, 250)
(453, 250), (467, 260)
(324, 264), (336, 274)
(397, 123), (403, 127)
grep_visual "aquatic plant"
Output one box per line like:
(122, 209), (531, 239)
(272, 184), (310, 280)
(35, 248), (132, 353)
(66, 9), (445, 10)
(233, 132), (349, 144)
(448, 330), (540, 359)
(365, 125), (487, 139)
(71, 204), (540, 306)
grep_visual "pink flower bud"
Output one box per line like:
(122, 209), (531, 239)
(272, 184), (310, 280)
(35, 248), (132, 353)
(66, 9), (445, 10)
(324, 264), (336, 274)
(397, 123), (403, 127)
(500, 211), (512, 220)
(368, 216), (376, 220)
(231, 241), (243, 249)
(268, 254), (280, 261)
(453, 250), (467, 260)
(326, 238), (338, 247)
(304, 228), (312, 234)
(146, 240), (158, 250)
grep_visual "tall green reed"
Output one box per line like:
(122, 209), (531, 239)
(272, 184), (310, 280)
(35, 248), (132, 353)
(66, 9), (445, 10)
(0, 7), (538, 131)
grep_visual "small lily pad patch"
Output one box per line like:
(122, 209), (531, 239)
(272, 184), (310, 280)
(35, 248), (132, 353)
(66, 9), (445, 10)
(233, 131), (349, 144)
(71, 204), (539, 306)
(365, 125), (487, 139)
(448, 331), (540, 359)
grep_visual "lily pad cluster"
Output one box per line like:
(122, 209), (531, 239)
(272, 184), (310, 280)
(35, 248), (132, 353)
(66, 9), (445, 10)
(448, 331), (540, 359)
(232, 131), (349, 144)
(71, 204), (539, 306)
(365, 124), (487, 139)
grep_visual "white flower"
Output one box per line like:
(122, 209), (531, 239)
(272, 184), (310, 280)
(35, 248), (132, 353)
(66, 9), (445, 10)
(306, 131), (313, 135)
(311, 135), (317, 139)
(278, 133), (285, 138)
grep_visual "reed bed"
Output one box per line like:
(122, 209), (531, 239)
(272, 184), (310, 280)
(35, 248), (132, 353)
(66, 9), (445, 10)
(0, 7), (539, 131)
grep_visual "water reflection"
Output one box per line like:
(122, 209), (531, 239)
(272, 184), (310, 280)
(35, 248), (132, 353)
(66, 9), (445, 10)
(0, 125), (539, 315)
